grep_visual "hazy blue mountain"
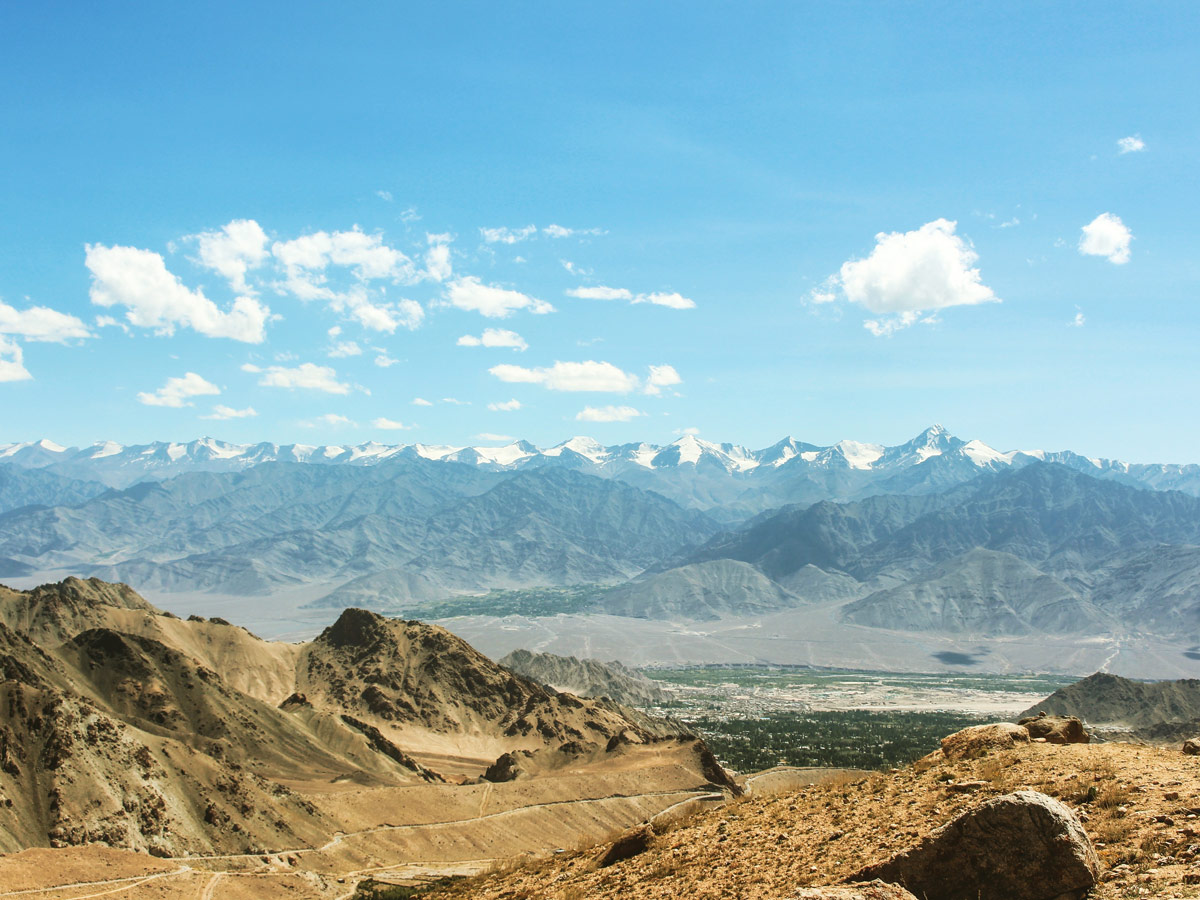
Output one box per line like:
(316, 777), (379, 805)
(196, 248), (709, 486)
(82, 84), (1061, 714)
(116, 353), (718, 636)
(0, 461), (717, 596)
(0, 464), (106, 514)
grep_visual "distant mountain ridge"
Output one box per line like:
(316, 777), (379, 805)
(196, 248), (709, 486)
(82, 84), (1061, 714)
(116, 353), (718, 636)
(3, 426), (1198, 518)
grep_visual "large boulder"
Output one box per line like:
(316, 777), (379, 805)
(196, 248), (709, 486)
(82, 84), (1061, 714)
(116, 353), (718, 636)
(852, 790), (1099, 900)
(596, 823), (654, 867)
(1183, 738), (1200, 755)
(793, 884), (918, 899)
(940, 723), (1030, 759)
(1017, 713), (1089, 744)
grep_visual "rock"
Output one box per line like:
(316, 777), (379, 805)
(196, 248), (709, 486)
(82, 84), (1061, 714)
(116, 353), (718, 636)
(851, 790), (1099, 900)
(940, 723), (1030, 760)
(596, 823), (654, 867)
(1017, 714), (1089, 744)
(482, 751), (528, 783)
(793, 883), (919, 899)
(1183, 739), (1200, 755)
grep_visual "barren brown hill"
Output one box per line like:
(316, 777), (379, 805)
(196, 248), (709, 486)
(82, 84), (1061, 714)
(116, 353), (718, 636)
(1021, 671), (1200, 743)
(0, 577), (715, 873)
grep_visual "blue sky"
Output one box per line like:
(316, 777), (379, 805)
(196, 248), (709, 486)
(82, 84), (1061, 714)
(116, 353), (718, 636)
(1, 2), (1197, 461)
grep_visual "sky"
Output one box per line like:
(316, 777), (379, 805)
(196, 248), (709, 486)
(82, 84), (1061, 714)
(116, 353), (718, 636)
(1, 3), (1197, 462)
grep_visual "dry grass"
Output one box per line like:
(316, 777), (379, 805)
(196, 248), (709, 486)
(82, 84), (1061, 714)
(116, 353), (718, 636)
(429, 741), (1200, 900)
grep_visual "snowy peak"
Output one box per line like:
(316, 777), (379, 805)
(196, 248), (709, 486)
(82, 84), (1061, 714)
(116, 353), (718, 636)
(2, 429), (1197, 503)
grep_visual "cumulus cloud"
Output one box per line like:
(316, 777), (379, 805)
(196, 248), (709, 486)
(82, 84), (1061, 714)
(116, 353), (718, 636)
(475, 432), (513, 442)
(441, 397), (470, 405)
(1079, 212), (1132, 264)
(644, 364), (682, 396)
(242, 362), (350, 394)
(812, 219), (998, 335)
(480, 225), (536, 244)
(272, 228), (413, 282)
(1070, 308), (1086, 328)
(576, 405), (646, 422)
(137, 372), (221, 407)
(0, 299), (91, 342)
(201, 404), (258, 420)
(424, 234), (452, 282)
(1117, 135), (1146, 154)
(190, 219), (269, 294)
(445, 277), (553, 318)
(862, 311), (938, 337)
(328, 340), (363, 358)
(372, 417), (414, 430)
(489, 360), (640, 392)
(568, 285), (695, 309)
(270, 228), (424, 332)
(488, 398), (521, 411)
(412, 397), (433, 406)
(675, 427), (701, 436)
(0, 337), (31, 382)
(544, 225), (603, 238)
(86, 244), (270, 343)
(374, 353), (399, 368)
(457, 328), (528, 351)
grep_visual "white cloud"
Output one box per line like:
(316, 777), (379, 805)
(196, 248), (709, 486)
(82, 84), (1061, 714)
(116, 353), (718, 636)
(445, 277), (554, 318)
(544, 225), (603, 238)
(412, 397), (433, 406)
(568, 286), (633, 301)
(561, 260), (591, 276)
(137, 372), (221, 408)
(372, 417), (414, 430)
(374, 353), (399, 368)
(424, 234), (452, 282)
(675, 426), (701, 436)
(480, 225), (536, 244)
(475, 432), (513, 442)
(634, 291), (696, 310)
(1117, 135), (1146, 154)
(243, 362), (350, 394)
(328, 340), (363, 358)
(376, 190), (393, 202)
(1070, 307), (1086, 328)
(488, 398), (521, 411)
(457, 328), (529, 351)
(441, 397), (470, 405)
(822, 219), (997, 316)
(94, 315), (128, 333)
(272, 228), (413, 282)
(1079, 212), (1132, 264)
(0, 299), (91, 342)
(0, 336), (31, 382)
(576, 405), (645, 422)
(301, 413), (355, 428)
(644, 364), (682, 395)
(190, 219), (269, 294)
(86, 244), (270, 343)
(202, 404), (258, 420)
(567, 285), (695, 309)
(490, 360), (640, 393)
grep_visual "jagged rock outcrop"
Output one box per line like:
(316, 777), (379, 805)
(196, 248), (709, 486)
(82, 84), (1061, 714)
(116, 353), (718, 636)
(853, 790), (1099, 900)
(1016, 713), (1089, 744)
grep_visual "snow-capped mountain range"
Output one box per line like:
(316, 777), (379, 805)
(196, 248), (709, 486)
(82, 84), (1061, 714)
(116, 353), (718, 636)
(2, 425), (1198, 517)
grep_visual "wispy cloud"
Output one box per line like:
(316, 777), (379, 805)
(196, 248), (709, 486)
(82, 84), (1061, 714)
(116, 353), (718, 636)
(137, 372), (221, 407)
(242, 362), (350, 394)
